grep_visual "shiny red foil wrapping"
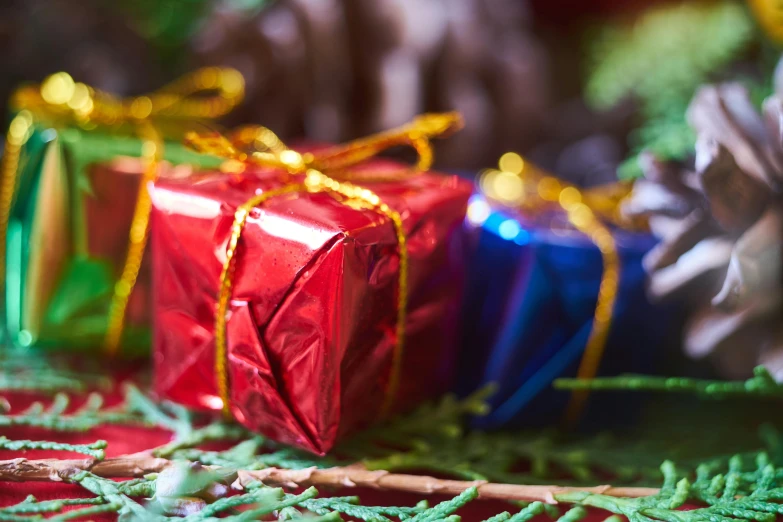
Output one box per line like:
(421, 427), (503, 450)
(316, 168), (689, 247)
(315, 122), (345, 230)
(149, 160), (471, 454)
(85, 161), (151, 329)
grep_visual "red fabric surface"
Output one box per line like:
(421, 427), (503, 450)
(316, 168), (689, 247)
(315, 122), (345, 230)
(0, 379), (611, 521)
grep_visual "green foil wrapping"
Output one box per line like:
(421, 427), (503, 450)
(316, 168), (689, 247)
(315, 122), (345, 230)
(4, 125), (221, 354)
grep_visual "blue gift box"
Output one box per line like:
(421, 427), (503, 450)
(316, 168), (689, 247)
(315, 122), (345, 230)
(457, 194), (673, 429)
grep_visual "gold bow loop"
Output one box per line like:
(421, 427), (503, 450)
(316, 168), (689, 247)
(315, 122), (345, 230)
(185, 111), (463, 178)
(478, 153), (643, 426)
(185, 113), (463, 420)
(0, 68), (246, 356)
(479, 155), (641, 230)
(10, 67), (245, 126)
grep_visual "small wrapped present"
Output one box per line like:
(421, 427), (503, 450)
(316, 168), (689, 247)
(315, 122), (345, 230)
(457, 156), (675, 429)
(1, 69), (243, 354)
(150, 114), (472, 454)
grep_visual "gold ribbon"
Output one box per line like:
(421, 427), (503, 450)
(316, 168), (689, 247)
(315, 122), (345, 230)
(184, 113), (463, 420)
(478, 153), (641, 426)
(747, 0), (783, 44)
(0, 68), (245, 354)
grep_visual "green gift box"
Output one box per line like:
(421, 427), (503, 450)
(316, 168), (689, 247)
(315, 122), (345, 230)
(1, 68), (242, 355)
(3, 125), (222, 355)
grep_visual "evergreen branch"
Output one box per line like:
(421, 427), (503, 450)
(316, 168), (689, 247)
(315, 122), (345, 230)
(71, 471), (153, 520)
(0, 495), (104, 515)
(174, 442), (333, 471)
(285, 514), (343, 522)
(407, 487), (478, 522)
(584, 0), (758, 178)
(0, 373), (95, 394)
(586, 0), (754, 110)
(336, 388), (493, 461)
(6, 365), (783, 521)
(200, 487), (320, 521)
(484, 502), (546, 522)
(0, 392), (151, 432)
(554, 366), (783, 399)
(360, 429), (676, 487)
(552, 456), (783, 522)
(553, 506), (586, 522)
(301, 496), (427, 521)
(117, 477), (157, 497)
(153, 423), (250, 458)
(1, 380), (690, 490)
(252, 446), (336, 470)
(182, 484), (285, 520)
(124, 384), (194, 437)
(47, 502), (122, 521)
(0, 352), (112, 395)
(350, 387), (746, 488)
(0, 437), (107, 459)
(3, 382), (762, 494)
(0, 385), (236, 442)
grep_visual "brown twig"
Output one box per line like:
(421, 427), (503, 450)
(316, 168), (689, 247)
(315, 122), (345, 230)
(238, 468), (658, 503)
(0, 454), (659, 504)
(0, 453), (168, 482)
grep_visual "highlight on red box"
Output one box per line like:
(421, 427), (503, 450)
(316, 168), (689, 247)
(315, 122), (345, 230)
(149, 159), (471, 454)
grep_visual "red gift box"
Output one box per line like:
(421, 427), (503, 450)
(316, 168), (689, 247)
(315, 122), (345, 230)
(149, 157), (471, 454)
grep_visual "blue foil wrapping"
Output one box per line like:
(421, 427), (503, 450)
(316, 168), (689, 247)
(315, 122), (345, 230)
(458, 194), (671, 429)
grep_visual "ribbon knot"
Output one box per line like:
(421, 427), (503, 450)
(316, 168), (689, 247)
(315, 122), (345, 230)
(185, 111), (463, 176)
(183, 113), (462, 420)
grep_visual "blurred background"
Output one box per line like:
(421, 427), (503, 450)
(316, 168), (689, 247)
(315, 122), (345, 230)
(2, 0), (770, 182)
(2, 0), (781, 381)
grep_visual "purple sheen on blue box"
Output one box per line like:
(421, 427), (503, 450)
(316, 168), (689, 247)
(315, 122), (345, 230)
(457, 194), (673, 429)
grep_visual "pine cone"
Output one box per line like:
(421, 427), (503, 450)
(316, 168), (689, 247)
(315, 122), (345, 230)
(625, 74), (783, 380)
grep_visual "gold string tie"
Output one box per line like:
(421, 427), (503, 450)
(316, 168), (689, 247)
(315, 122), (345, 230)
(479, 155), (643, 426)
(184, 112), (463, 420)
(0, 68), (245, 355)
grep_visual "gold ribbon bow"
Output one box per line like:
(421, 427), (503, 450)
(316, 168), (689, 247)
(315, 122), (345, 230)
(0, 68), (245, 354)
(184, 112), (463, 420)
(478, 153), (641, 426)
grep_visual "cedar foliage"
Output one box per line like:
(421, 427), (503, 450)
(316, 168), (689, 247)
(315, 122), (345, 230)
(3, 354), (783, 521)
(584, 0), (757, 179)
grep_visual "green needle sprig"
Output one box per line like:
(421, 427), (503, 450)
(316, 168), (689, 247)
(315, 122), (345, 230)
(4, 353), (783, 521)
(0, 392), (149, 432)
(584, 0), (758, 179)
(0, 437), (107, 459)
(0, 352), (111, 395)
(555, 366), (783, 400)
